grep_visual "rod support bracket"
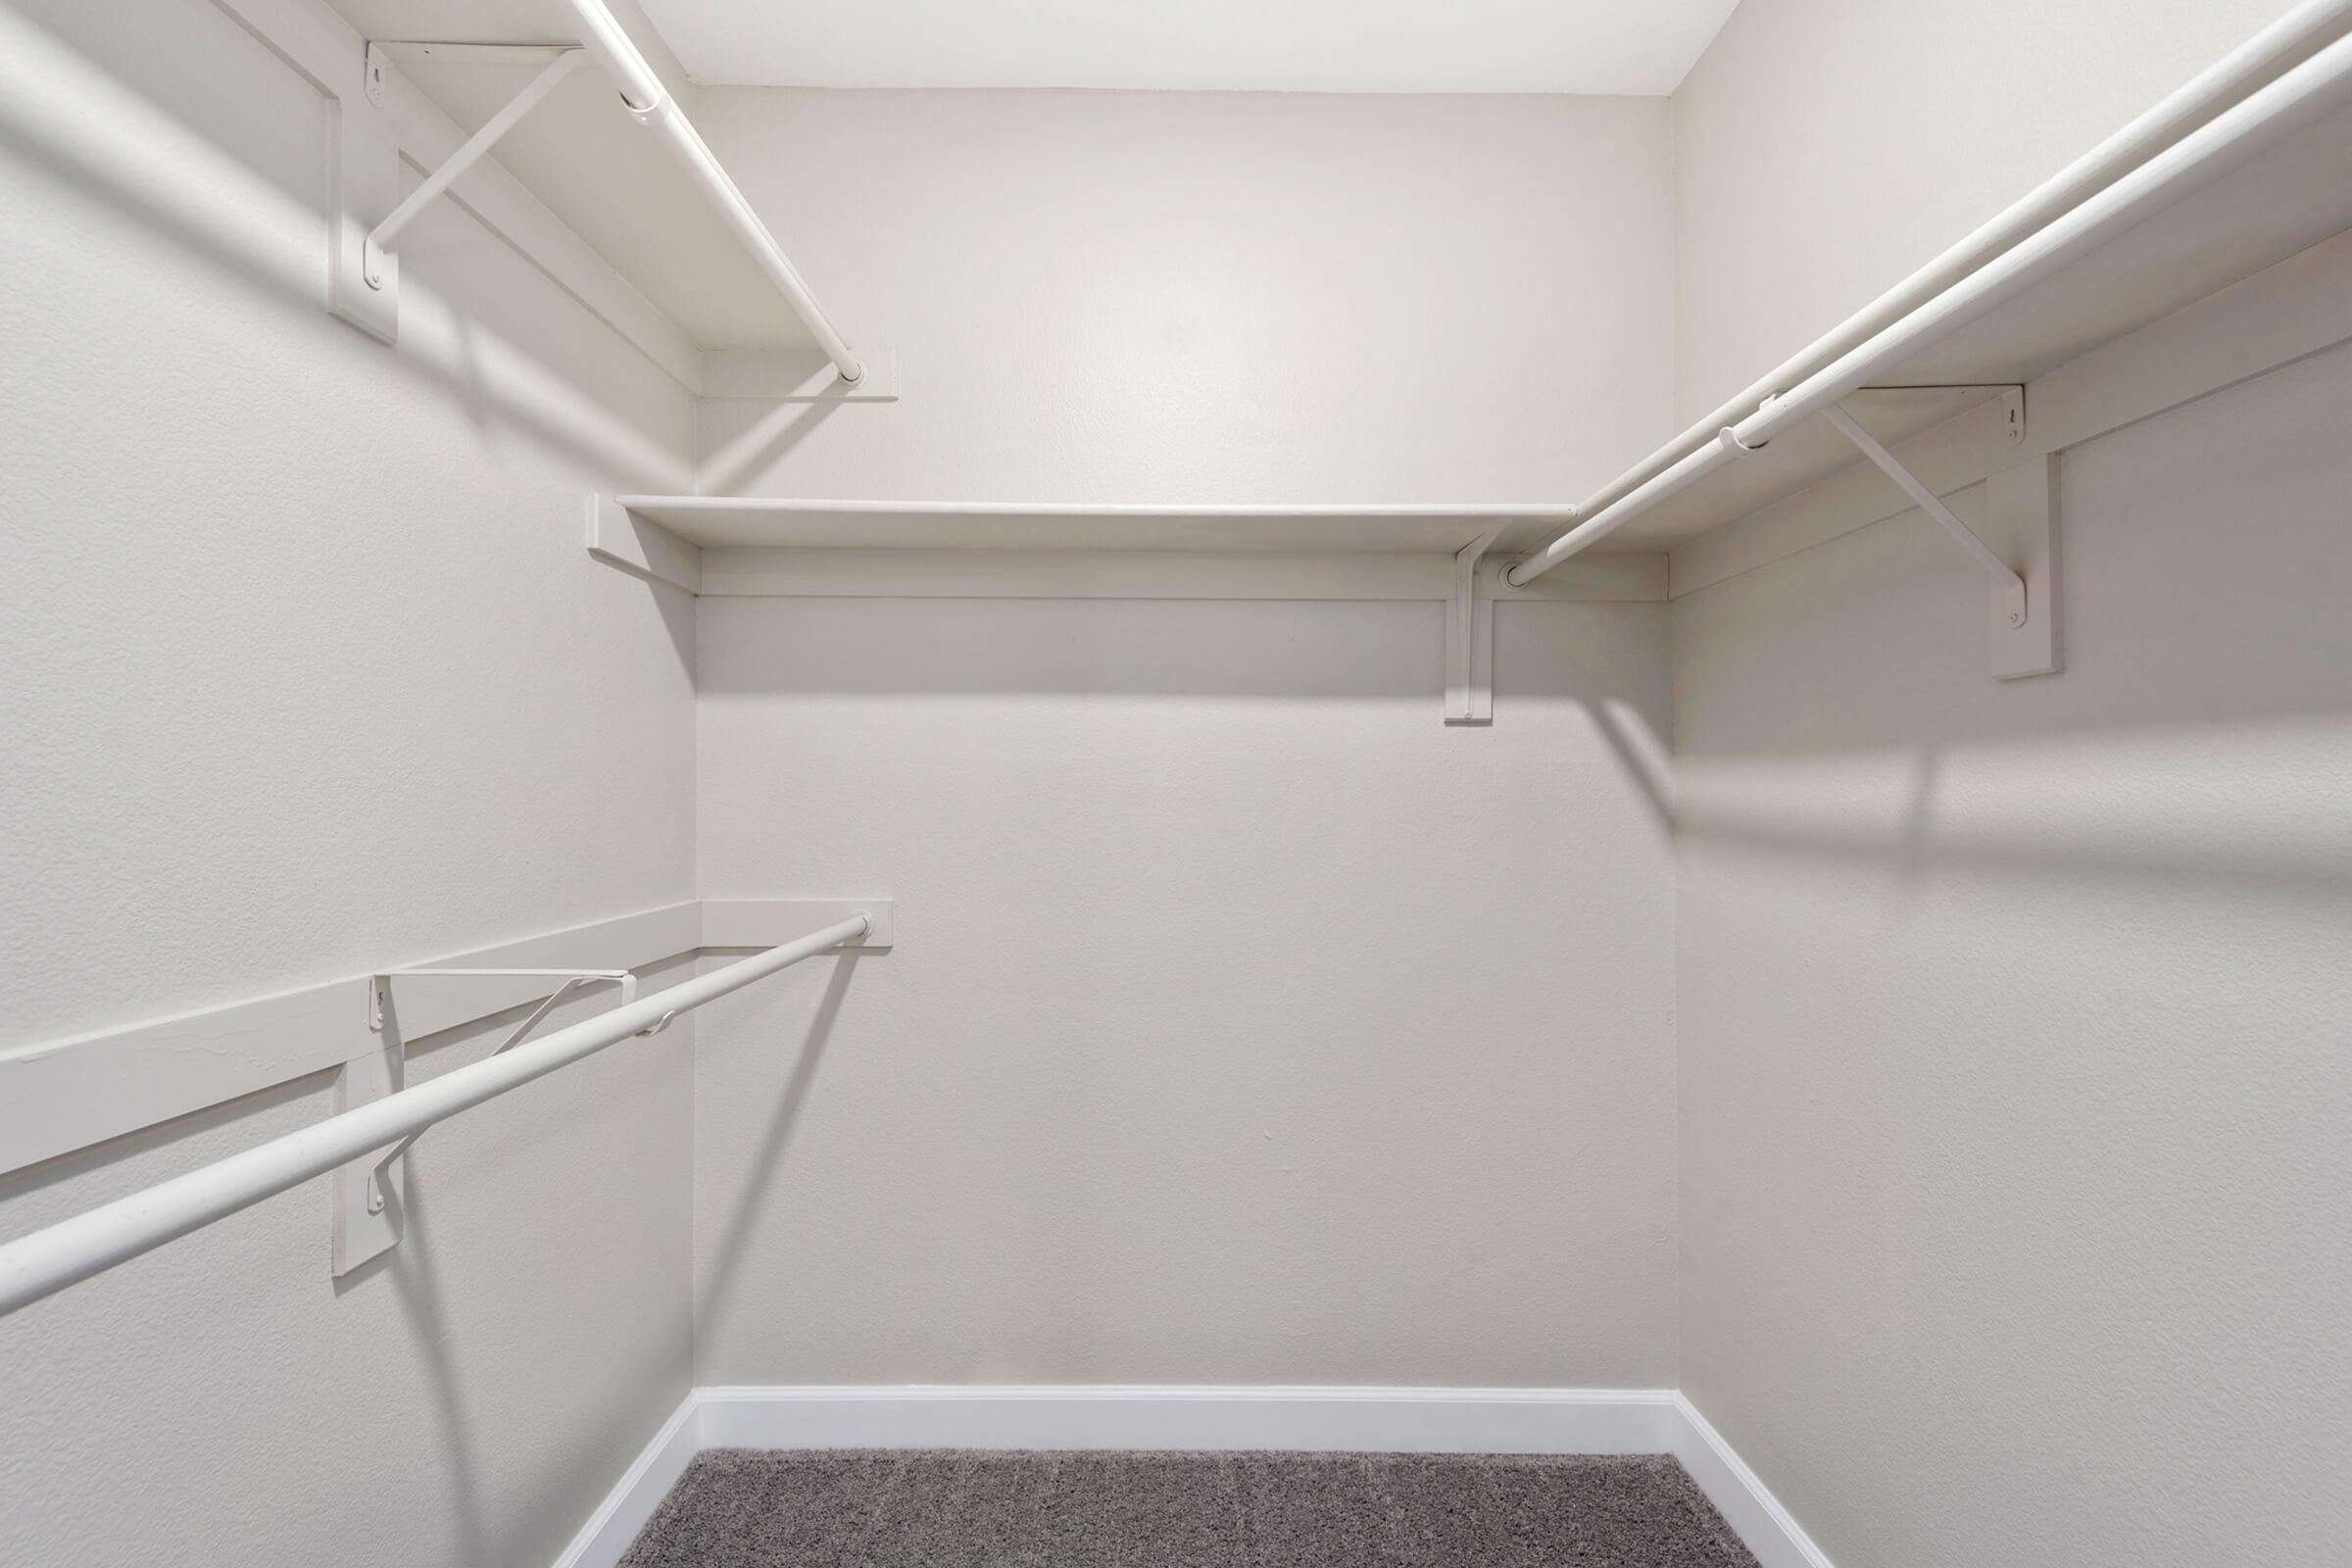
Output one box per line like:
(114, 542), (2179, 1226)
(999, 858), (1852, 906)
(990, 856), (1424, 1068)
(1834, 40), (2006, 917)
(1984, 455), (2062, 680)
(1445, 525), (1505, 725)
(360, 45), (587, 298)
(1823, 404), (2060, 680)
(335, 966), (634, 1271)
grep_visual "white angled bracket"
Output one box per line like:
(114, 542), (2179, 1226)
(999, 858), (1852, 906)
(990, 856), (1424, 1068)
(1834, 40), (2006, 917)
(334, 964), (631, 1275)
(1445, 525), (1505, 725)
(357, 44), (585, 301)
(326, 51), (403, 341)
(1823, 403), (2060, 680)
(1857, 382), (2027, 448)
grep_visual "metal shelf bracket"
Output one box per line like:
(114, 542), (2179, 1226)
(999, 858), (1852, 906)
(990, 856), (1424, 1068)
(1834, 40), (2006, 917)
(335, 965), (632, 1274)
(1824, 403), (2060, 680)
(1857, 382), (2027, 447)
(1445, 525), (1505, 725)
(356, 44), (586, 297)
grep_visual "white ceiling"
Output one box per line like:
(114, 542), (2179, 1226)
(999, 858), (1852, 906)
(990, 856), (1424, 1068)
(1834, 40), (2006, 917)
(634, 0), (1742, 95)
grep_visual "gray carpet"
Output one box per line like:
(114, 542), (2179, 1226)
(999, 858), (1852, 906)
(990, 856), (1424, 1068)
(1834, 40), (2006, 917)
(619, 1449), (1761, 1567)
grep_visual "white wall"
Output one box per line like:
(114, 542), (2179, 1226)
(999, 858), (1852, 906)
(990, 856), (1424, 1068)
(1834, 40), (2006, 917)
(0, 2), (701, 1564)
(676, 87), (1685, 1388)
(1672, 346), (2352, 1568)
(1673, 0), (2308, 422)
(4, 27), (1688, 1557)
(693, 595), (1679, 1386)
(694, 88), (1676, 504)
(1670, 5), (2352, 1563)
(43, 4), (2340, 1561)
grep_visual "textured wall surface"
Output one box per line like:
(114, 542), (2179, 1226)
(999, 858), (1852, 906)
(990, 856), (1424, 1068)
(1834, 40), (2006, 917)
(24, 3), (2347, 1566)
(693, 596), (1679, 1387)
(693, 89), (1677, 505)
(1672, 326), (2352, 1568)
(1671, 8), (2352, 1565)
(681, 84), (1686, 1390)
(1672, 0), (2305, 422)
(0, 2), (701, 1564)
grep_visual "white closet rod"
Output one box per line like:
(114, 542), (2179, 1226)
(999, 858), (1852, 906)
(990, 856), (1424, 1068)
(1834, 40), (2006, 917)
(552, 0), (863, 384)
(1507, 0), (2352, 586)
(0, 914), (872, 1318)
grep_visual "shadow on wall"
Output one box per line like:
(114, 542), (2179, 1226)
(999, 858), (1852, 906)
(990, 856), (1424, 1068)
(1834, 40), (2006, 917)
(694, 953), (860, 1350)
(376, 1182), (489, 1562)
(699, 394), (847, 494)
(1678, 718), (2352, 902)
(1668, 360), (2352, 902)
(1593, 696), (1678, 831)
(0, 974), (693, 1568)
(696, 596), (1671, 707)
(0, 0), (685, 487)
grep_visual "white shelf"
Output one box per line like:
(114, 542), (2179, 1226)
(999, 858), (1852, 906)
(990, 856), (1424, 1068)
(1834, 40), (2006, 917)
(620, 94), (2352, 571)
(570, 80), (2352, 590)
(612, 497), (1577, 555)
(585, 498), (1654, 729)
(1607, 97), (2352, 553)
(373, 32), (813, 358)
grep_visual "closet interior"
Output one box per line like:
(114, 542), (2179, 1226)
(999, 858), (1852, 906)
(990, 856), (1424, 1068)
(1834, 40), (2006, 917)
(3, 2), (2346, 1566)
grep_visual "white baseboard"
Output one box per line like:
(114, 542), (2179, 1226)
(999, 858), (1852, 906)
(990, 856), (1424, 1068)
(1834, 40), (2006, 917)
(557, 1386), (1832, 1568)
(696, 1384), (1682, 1454)
(1670, 1396), (1838, 1568)
(549, 1393), (703, 1568)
